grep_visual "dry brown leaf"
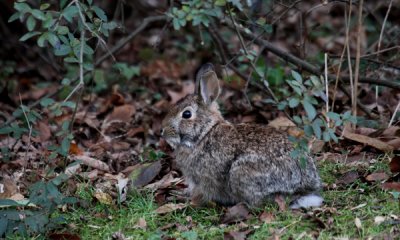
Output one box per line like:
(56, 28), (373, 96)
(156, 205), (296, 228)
(381, 182), (400, 191)
(144, 172), (182, 191)
(336, 170), (359, 185)
(259, 211), (275, 223)
(135, 218), (147, 230)
(105, 104), (136, 123)
(130, 161), (162, 188)
(69, 142), (84, 155)
(224, 229), (252, 240)
(387, 138), (400, 150)
(268, 117), (296, 129)
(167, 81), (195, 104)
(343, 128), (394, 152)
(37, 121), (51, 142)
(75, 155), (111, 172)
(155, 203), (187, 214)
(389, 156), (400, 173)
(221, 203), (251, 224)
(365, 172), (389, 182)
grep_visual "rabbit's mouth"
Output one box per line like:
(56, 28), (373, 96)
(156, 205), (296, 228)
(163, 136), (180, 149)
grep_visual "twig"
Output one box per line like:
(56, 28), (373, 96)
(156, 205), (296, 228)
(226, 21), (400, 90)
(352, 0), (364, 120)
(324, 53), (329, 123)
(377, 0), (393, 57)
(64, 30), (85, 102)
(331, 2), (352, 111)
(0, 15), (168, 129)
(389, 101), (400, 127)
(19, 93), (32, 172)
(74, 0), (116, 62)
(95, 15), (167, 65)
(361, 45), (399, 58)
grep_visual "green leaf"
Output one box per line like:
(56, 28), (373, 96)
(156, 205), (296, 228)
(63, 5), (79, 23)
(8, 12), (21, 22)
(14, 2), (31, 13)
(322, 131), (330, 142)
(304, 125), (313, 137)
(0, 127), (13, 134)
(328, 129), (338, 143)
(54, 44), (71, 56)
(31, 9), (46, 20)
(64, 57), (79, 63)
(37, 32), (48, 47)
(61, 120), (70, 131)
(291, 70), (303, 83)
(61, 101), (76, 109)
(288, 98), (300, 108)
(56, 26), (69, 35)
(26, 15), (36, 31)
(92, 6), (107, 21)
(19, 31), (41, 41)
(87, 0), (93, 5)
(103, 21), (117, 30)
(47, 32), (59, 47)
(40, 3), (51, 10)
(326, 111), (340, 121)
(215, 0), (226, 6)
(40, 98), (54, 107)
(228, 0), (243, 11)
(61, 78), (71, 85)
(302, 100), (317, 121)
(61, 136), (71, 155)
(311, 119), (322, 139)
(293, 116), (302, 125)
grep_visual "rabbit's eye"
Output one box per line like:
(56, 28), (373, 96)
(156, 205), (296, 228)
(182, 110), (192, 119)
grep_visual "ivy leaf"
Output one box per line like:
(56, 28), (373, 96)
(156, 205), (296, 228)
(302, 100), (317, 121)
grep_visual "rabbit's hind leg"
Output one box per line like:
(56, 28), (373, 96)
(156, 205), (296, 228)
(289, 193), (323, 209)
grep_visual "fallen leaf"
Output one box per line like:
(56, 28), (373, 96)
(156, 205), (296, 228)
(94, 192), (113, 205)
(221, 203), (251, 224)
(65, 163), (81, 176)
(224, 229), (252, 240)
(37, 121), (51, 142)
(48, 232), (81, 240)
(382, 182), (400, 191)
(134, 218), (147, 230)
(75, 155), (111, 172)
(365, 172), (389, 182)
(336, 170), (359, 185)
(106, 104), (136, 123)
(130, 161), (162, 188)
(144, 172), (181, 191)
(389, 156), (400, 173)
(342, 128), (394, 152)
(374, 216), (386, 225)
(259, 211), (275, 223)
(268, 117), (296, 130)
(69, 142), (84, 155)
(355, 217), (362, 229)
(155, 203), (187, 214)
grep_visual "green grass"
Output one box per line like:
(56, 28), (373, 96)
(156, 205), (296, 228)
(60, 159), (399, 239)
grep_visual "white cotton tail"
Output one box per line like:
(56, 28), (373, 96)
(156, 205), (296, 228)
(290, 193), (323, 209)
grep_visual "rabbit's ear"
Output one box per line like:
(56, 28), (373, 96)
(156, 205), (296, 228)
(195, 63), (220, 105)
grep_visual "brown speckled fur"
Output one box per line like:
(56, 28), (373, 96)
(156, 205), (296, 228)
(161, 64), (322, 207)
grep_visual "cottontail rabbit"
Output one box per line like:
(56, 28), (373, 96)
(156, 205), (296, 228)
(161, 63), (323, 209)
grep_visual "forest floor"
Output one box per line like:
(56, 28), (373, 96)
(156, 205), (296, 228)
(58, 158), (399, 240)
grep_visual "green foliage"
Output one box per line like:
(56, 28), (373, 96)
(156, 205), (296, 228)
(265, 70), (357, 159)
(0, 177), (77, 237)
